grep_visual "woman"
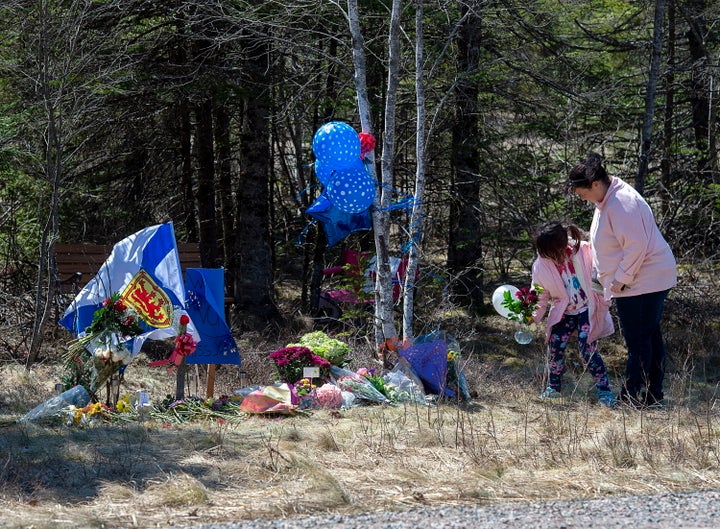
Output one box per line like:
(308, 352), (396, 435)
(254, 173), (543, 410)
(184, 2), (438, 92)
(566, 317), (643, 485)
(568, 152), (677, 408)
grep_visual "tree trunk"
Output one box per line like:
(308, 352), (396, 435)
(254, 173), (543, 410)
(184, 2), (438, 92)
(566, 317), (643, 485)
(402, 0), (426, 342)
(636, 0), (666, 195)
(215, 104), (234, 268)
(308, 36), (337, 314)
(447, 3), (484, 311)
(178, 97), (198, 241)
(195, 98), (220, 268)
(684, 0), (715, 180)
(661, 0), (675, 215)
(348, 0), (399, 360)
(232, 38), (280, 328)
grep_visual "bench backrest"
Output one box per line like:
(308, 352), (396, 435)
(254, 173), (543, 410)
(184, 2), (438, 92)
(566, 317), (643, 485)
(54, 242), (203, 294)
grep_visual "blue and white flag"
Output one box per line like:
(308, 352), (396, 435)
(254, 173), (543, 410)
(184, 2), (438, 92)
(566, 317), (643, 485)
(59, 222), (200, 356)
(184, 268), (240, 365)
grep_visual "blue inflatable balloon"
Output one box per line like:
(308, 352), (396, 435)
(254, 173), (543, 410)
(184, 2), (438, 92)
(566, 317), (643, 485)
(315, 157), (365, 187)
(306, 193), (372, 247)
(326, 165), (376, 214)
(312, 122), (361, 170)
(314, 160), (334, 186)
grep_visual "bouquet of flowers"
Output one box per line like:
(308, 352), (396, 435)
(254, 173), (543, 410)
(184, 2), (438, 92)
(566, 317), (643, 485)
(501, 285), (543, 325)
(169, 315), (197, 366)
(62, 402), (112, 427)
(314, 383), (343, 409)
(293, 377), (317, 396)
(381, 358), (426, 404)
(331, 366), (390, 404)
(287, 331), (350, 367)
(356, 367), (391, 399)
(268, 346), (332, 384)
(62, 293), (147, 396)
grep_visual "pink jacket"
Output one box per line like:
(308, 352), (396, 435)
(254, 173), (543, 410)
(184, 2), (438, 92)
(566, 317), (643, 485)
(531, 241), (614, 344)
(590, 177), (677, 300)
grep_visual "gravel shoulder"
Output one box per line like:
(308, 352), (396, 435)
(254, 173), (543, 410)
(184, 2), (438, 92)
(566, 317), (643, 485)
(184, 489), (720, 529)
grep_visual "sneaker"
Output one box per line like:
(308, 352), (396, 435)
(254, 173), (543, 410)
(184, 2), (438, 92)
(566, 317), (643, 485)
(597, 389), (617, 407)
(539, 387), (561, 400)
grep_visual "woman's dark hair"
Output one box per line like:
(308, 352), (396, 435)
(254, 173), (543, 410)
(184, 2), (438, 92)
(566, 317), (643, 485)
(534, 222), (586, 263)
(567, 152), (611, 190)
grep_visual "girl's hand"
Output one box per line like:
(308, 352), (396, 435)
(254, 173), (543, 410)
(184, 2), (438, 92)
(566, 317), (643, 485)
(609, 280), (627, 293)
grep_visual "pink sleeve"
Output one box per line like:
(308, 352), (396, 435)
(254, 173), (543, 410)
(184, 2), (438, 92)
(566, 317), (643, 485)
(607, 199), (654, 285)
(531, 260), (550, 322)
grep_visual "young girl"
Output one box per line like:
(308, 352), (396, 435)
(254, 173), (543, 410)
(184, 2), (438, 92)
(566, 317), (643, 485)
(531, 221), (617, 406)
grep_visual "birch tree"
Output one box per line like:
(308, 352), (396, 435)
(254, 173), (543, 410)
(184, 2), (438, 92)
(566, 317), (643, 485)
(402, 0), (425, 342)
(347, 0), (401, 360)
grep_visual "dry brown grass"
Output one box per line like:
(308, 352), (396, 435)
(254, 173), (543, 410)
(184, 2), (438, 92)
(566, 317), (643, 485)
(2, 318), (720, 529)
(1, 264), (720, 529)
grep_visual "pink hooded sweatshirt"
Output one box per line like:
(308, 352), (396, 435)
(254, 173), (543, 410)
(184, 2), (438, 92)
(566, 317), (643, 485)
(531, 241), (614, 344)
(590, 177), (677, 300)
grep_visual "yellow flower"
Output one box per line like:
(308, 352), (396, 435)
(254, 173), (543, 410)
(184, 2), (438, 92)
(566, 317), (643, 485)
(447, 350), (459, 361)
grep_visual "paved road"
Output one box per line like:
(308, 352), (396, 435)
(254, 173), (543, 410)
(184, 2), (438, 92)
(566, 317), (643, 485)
(182, 489), (720, 529)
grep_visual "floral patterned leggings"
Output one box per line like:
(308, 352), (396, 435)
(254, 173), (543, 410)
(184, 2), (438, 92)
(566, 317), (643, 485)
(546, 309), (610, 392)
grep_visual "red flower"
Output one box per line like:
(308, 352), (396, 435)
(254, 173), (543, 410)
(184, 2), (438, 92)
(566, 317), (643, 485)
(180, 314), (190, 326)
(113, 300), (127, 312)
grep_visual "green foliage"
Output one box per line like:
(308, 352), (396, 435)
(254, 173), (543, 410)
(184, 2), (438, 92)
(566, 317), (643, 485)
(0, 162), (42, 282)
(288, 331), (351, 368)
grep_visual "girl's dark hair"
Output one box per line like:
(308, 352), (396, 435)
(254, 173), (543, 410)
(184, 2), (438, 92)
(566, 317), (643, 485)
(534, 222), (586, 263)
(567, 152), (611, 190)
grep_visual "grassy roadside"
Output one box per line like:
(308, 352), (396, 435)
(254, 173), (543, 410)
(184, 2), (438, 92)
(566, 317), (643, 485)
(2, 327), (719, 529)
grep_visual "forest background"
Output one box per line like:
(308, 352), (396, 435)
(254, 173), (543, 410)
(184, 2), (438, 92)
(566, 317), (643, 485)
(1, 1), (720, 528)
(0, 0), (718, 385)
(0, 0), (718, 355)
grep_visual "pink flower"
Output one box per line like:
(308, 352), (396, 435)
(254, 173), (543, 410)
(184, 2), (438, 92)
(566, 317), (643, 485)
(315, 383), (343, 409)
(268, 346), (330, 384)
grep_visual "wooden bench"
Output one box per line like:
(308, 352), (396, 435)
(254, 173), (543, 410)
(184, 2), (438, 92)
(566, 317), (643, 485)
(54, 242), (205, 295)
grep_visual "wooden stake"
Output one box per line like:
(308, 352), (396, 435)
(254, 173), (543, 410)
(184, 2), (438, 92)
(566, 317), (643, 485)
(175, 358), (186, 401)
(206, 364), (216, 398)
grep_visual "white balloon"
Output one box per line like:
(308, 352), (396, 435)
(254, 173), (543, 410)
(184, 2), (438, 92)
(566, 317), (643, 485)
(492, 284), (520, 319)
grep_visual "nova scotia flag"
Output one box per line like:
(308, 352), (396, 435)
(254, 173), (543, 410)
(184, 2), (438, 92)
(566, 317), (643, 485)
(59, 222), (199, 356)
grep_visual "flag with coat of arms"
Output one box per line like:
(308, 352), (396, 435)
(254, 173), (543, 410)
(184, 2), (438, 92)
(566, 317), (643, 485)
(59, 222), (200, 356)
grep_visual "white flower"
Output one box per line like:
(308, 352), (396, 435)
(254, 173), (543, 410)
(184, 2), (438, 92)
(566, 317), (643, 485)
(111, 345), (132, 364)
(94, 346), (112, 360)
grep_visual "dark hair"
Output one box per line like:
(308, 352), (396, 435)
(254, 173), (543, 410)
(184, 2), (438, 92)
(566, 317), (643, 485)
(534, 222), (586, 264)
(567, 152), (611, 190)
